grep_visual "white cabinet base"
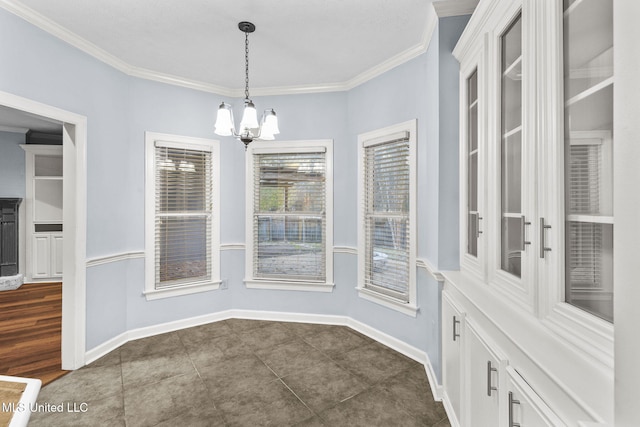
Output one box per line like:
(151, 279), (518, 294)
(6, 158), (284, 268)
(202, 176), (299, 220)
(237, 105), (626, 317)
(31, 233), (62, 280)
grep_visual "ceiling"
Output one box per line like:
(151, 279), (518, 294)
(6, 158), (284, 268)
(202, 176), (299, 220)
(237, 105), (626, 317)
(0, 105), (62, 134)
(0, 0), (477, 133)
(2, 0), (477, 96)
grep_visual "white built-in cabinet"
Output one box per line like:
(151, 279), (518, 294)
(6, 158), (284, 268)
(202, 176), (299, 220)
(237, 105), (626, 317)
(32, 232), (63, 279)
(441, 293), (465, 420)
(464, 320), (505, 426)
(506, 366), (565, 427)
(21, 144), (63, 281)
(443, 0), (615, 425)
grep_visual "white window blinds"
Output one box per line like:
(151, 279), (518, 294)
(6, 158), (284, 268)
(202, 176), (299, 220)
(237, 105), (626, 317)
(363, 134), (411, 302)
(154, 142), (212, 289)
(565, 138), (613, 319)
(253, 150), (326, 281)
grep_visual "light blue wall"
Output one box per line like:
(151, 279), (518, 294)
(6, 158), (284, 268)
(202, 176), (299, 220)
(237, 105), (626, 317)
(0, 131), (26, 198)
(438, 15), (470, 270)
(1, 7), (135, 345)
(344, 16), (469, 380)
(0, 6), (469, 381)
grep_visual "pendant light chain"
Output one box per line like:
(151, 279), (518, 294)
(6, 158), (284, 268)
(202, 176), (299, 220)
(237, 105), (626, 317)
(245, 30), (250, 101)
(214, 21), (279, 145)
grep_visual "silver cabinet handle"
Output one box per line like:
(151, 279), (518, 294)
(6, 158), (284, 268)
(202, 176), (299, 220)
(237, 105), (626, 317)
(509, 391), (521, 427)
(521, 215), (531, 250)
(540, 217), (552, 259)
(476, 215), (483, 237)
(487, 361), (498, 396)
(453, 316), (460, 341)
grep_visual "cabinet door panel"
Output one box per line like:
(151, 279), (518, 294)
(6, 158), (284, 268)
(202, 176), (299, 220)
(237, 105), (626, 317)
(51, 234), (63, 277)
(465, 321), (503, 426)
(506, 367), (565, 426)
(562, 0), (614, 323)
(500, 12), (524, 279)
(442, 292), (464, 423)
(32, 235), (50, 278)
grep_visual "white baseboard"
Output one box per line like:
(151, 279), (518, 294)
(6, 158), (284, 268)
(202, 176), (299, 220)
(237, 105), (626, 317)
(441, 391), (461, 427)
(85, 332), (129, 365)
(85, 310), (233, 364)
(84, 309), (443, 400)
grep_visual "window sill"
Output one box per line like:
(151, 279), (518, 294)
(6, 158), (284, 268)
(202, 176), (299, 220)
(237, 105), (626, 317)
(143, 280), (221, 301)
(244, 279), (334, 293)
(357, 287), (418, 317)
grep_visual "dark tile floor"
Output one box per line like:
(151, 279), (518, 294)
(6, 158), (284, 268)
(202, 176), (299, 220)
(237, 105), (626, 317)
(28, 319), (450, 427)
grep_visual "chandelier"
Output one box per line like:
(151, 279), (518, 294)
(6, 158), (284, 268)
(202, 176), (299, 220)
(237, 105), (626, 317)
(214, 21), (279, 148)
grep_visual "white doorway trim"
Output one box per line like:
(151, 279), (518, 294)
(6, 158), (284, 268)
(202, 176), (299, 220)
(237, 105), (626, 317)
(0, 90), (87, 370)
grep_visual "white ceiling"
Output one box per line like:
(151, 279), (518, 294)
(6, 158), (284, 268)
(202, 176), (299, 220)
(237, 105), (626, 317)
(0, 0), (477, 132)
(3, 0), (477, 96)
(0, 105), (62, 134)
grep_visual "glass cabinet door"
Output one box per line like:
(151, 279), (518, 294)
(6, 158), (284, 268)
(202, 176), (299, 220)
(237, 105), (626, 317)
(500, 14), (523, 278)
(563, 0), (613, 322)
(467, 69), (480, 257)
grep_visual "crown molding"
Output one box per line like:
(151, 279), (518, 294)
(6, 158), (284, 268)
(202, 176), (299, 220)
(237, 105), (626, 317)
(254, 7), (439, 95)
(126, 66), (238, 97)
(1, 0), (131, 70)
(343, 10), (438, 92)
(432, 0), (479, 18)
(1, 0), (439, 97)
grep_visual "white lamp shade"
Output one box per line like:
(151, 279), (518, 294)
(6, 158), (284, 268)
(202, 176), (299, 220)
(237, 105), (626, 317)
(260, 109), (279, 140)
(264, 110), (280, 134)
(214, 103), (234, 136)
(240, 101), (259, 131)
(260, 127), (275, 140)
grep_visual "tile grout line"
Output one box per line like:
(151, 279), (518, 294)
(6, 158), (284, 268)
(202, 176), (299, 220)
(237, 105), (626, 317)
(276, 377), (324, 424)
(117, 350), (127, 426)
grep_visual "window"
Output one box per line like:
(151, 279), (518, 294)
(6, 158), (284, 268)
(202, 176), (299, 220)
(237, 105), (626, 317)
(144, 132), (220, 300)
(357, 120), (417, 316)
(245, 140), (333, 291)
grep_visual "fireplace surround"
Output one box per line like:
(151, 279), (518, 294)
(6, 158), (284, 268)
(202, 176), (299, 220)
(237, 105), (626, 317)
(0, 198), (22, 290)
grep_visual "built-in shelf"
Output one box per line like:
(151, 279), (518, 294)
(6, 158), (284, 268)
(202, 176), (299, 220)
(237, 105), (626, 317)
(567, 46), (613, 80)
(564, 0), (585, 17)
(503, 212), (523, 219)
(567, 214), (614, 224)
(504, 125), (522, 139)
(503, 55), (522, 80)
(565, 77), (613, 107)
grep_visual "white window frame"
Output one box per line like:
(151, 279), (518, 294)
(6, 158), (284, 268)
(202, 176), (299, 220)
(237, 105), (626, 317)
(357, 119), (418, 317)
(244, 139), (334, 292)
(144, 132), (221, 300)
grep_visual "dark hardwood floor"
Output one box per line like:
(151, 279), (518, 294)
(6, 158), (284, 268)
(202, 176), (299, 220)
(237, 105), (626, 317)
(0, 282), (68, 385)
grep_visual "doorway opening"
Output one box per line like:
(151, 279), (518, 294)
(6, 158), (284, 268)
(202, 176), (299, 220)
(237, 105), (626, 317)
(0, 90), (87, 371)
